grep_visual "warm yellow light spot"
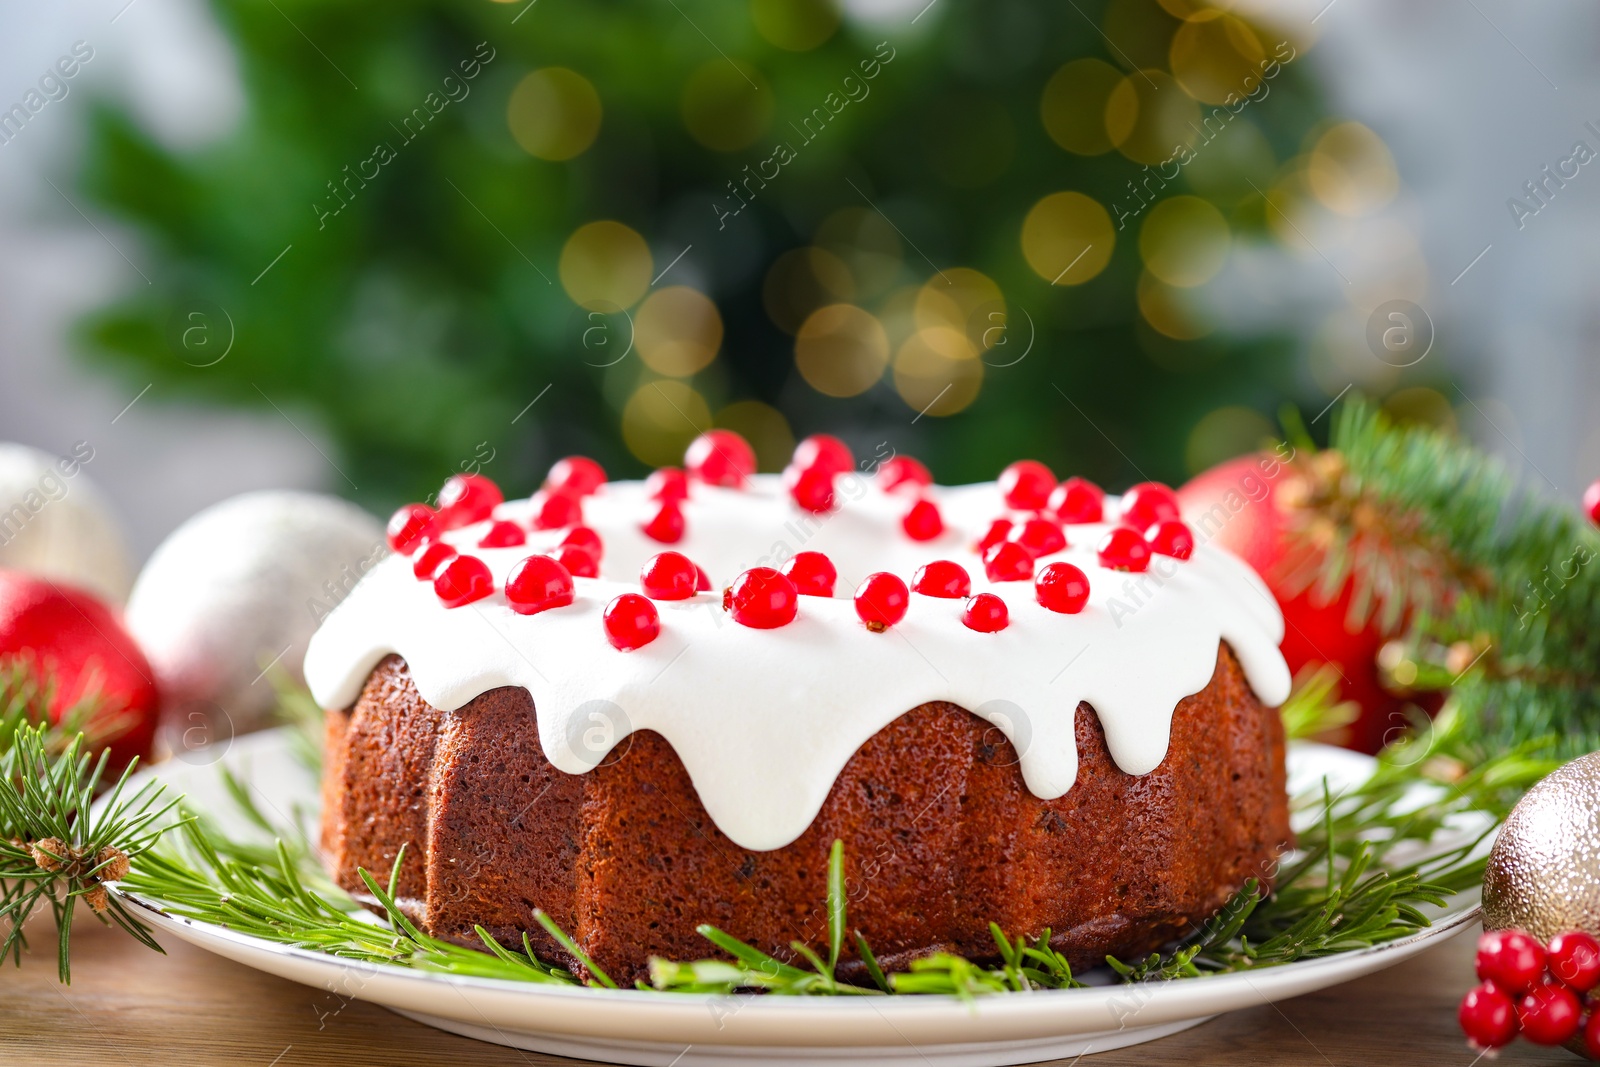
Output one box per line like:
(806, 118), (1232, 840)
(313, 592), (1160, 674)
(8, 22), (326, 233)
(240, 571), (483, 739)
(1308, 121), (1399, 216)
(1020, 192), (1115, 286)
(794, 303), (890, 398)
(1140, 196), (1231, 287)
(715, 400), (795, 472)
(1137, 271), (1212, 340)
(1184, 405), (1275, 475)
(1170, 11), (1266, 106)
(559, 221), (653, 311)
(508, 68), (602, 161)
(1383, 387), (1457, 433)
(621, 380), (712, 468)
(763, 246), (855, 335)
(1105, 69), (1200, 166)
(1260, 165), (1320, 258)
(1041, 59), (1125, 156)
(814, 207), (902, 299)
(1103, 0), (1184, 72)
(893, 327), (982, 417)
(750, 0), (839, 52)
(681, 61), (773, 152)
(635, 287), (723, 378)
(915, 268), (1004, 352)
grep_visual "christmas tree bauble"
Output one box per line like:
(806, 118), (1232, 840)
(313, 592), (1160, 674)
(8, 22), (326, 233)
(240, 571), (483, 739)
(125, 491), (384, 750)
(0, 443), (132, 605)
(0, 569), (158, 769)
(1483, 752), (1600, 942)
(1177, 452), (1429, 753)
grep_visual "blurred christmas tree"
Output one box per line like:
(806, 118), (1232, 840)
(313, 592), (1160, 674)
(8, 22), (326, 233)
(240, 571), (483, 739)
(74, 0), (1330, 508)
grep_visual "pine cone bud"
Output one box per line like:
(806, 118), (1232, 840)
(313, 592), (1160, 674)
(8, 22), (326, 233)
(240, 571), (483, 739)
(82, 885), (110, 915)
(95, 846), (131, 883)
(30, 837), (68, 873)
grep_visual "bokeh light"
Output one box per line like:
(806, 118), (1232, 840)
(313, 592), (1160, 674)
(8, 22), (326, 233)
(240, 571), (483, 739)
(1308, 121), (1399, 216)
(763, 246), (855, 334)
(1137, 270), (1213, 340)
(750, 0), (839, 52)
(508, 68), (602, 161)
(1106, 69), (1201, 166)
(1185, 405), (1276, 474)
(621, 379), (712, 467)
(795, 303), (890, 397)
(1020, 192), (1115, 285)
(1184, 118), (1276, 202)
(716, 399), (795, 471)
(893, 326), (982, 417)
(1383, 387), (1457, 433)
(1169, 11), (1266, 106)
(681, 61), (773, 152)
(814, 207), (902, 299)
(1102, 0), (1184, 71)
(1041, 59), (1125, 156)
(1139, 196), (1231, 287)
(924, 95), (1015, 188)
(559, 221), (653, 311)
(914, 267), (1004, 351)
(636, 286), (723, 377)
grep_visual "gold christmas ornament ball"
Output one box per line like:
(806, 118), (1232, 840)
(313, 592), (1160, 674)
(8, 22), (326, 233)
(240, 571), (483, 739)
(1482, 752), (1600, 942)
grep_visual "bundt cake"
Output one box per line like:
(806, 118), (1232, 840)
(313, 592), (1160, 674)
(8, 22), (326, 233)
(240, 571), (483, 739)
(306, 433), (1293, 986)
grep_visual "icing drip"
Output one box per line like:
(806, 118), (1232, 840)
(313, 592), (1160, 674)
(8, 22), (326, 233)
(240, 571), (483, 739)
(305, 474), (1291, 851)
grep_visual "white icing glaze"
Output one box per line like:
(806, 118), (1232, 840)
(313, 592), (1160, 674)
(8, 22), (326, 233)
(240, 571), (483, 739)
(304, 472), (1290, 852)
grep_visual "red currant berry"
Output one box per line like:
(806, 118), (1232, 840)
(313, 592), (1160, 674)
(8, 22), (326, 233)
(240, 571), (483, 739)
(436, 473), (503, 529)
(504, 555), (574, 615)
(413, 540), (457, 581)
(998, 460), (1055, 511)
(878, 455), (932, 493)
(912, 560), (970, 599)
(1586, 479), (1600, 526)
(1146, 520), (1195, 560)
(386, 503), (436, 554)
(1548, 931), (1600, 992)
(552, 543), (598, 579)
(1477, 929), (1548, 993)
(646, 466), (689, 503)
(560, 525), (603, 558)
(528, 489), (583, 531)
(686, 429), (756, 488)
(854, 572), (909, 632)
(902, 498), (944, 541)
(640, 551), (700, 600)
(478, 520), (527, 549)
(434, 554), (494, 608)
(1048, 477), (1104, 524)
(963, 592), (1009, 633)
(977, 518), (1013, 553)
(546, 455), (606, 497)
(1458, 983), (1518, 1050)
(793, 434), (854, 476)
(695, 564), (712, 591)
(1118, 482), (1180, 531)
(1098, 527), (1152, 572)
(724, 567), (798, 628)
(1035, 562), (1090, 614)
(603, 593), (660, 651)
(1586, 1009), (1600, 1059)
(642, 502), (685, 543)
(781, 551), (836, 597)
(1517, 980), (1582, 1044)
(1010, 516), (1066, 557)
(787, 466), (835, 513)
(983, 540), (1035, 582)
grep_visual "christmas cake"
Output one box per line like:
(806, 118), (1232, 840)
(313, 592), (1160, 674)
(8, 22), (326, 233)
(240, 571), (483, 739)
(306, 432), (1293, 984)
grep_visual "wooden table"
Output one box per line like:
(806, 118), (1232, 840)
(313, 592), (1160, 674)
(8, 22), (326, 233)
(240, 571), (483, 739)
(2, 908), (1573, 1065)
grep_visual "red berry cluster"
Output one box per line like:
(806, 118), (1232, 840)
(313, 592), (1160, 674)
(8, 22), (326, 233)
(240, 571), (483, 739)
(1460, 928), (1600, 1053)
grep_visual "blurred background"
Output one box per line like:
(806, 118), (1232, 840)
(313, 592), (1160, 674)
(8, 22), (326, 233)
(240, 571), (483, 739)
(2, 0), (1598, 558)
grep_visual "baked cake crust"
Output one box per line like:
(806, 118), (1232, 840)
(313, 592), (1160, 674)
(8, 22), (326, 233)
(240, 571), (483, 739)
(321, 643), (1289, 985)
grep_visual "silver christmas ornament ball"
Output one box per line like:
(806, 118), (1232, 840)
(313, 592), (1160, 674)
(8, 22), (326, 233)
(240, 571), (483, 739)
(1482, 751), (1600, 942)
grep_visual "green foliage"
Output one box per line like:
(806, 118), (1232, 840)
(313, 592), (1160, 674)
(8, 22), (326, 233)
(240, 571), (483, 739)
(1315, 400), (1600, 756)
(74, 0), (1327, 508)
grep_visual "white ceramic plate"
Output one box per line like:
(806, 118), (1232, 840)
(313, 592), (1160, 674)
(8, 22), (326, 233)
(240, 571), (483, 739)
(104, 730), (1479, 1067)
